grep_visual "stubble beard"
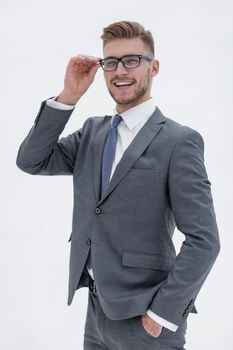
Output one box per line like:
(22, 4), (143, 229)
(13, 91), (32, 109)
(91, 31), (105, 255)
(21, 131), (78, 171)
(108, 72), (151, 107)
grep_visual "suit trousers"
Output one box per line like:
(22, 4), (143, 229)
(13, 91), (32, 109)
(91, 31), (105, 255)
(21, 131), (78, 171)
(83, 281), (187, 350)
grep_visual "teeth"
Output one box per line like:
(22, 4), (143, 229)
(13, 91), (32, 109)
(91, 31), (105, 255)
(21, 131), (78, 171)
(115, 81), (133, 86)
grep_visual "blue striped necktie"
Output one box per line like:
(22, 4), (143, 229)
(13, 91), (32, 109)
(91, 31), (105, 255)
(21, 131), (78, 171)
(101, 114), (122, 198)
(86, 114), (122, 273)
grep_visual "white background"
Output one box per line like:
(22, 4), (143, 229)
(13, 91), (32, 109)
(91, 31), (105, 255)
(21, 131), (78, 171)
(1, 0), (232, 349)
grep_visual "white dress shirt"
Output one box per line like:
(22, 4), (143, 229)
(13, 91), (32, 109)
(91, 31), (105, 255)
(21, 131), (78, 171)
(46, 97), (178, 332)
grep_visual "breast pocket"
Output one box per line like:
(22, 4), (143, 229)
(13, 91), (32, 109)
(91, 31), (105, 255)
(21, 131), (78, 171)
(132, 153), (162, 169)
(126, 167), (163, 199)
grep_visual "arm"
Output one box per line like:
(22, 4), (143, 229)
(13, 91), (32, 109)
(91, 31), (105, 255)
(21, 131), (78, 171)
(16, 101), (82, 175)
(16, 55), (100, 175)
(149, 129), (220, 327)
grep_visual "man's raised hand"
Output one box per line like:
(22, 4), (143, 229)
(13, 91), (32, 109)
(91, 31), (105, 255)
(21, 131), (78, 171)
(56, 55), (101, 105)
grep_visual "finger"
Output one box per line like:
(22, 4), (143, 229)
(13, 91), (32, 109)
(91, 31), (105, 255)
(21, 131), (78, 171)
(88, 61), (101, 80)
(70, 55), (100, 65)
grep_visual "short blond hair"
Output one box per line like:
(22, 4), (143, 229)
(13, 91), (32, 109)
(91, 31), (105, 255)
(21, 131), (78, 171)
(101, 21), (154, 56)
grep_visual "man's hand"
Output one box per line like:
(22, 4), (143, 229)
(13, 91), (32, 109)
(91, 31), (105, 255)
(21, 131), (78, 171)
(56, 55), (101, 105)
(141, 314), (163, 338)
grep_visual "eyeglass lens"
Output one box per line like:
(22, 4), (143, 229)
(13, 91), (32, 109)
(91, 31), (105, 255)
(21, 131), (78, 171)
(103, 55), (140, 71)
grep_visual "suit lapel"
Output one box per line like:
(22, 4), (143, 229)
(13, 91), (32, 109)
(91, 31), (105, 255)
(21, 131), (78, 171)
(97, 107), (166, 204)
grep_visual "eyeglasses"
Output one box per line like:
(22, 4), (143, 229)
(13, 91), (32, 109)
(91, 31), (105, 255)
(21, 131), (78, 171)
(99, 54), (154, 71)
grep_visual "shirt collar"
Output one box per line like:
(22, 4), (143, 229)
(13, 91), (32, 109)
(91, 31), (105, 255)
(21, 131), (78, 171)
(113, 98), (156, 130)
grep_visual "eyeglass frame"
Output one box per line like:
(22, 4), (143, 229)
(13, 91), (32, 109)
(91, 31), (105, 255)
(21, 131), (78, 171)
(98, 54), (154, 71)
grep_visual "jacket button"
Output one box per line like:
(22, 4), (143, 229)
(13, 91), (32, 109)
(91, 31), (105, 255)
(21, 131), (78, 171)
(86, 239), (91, 246)
(95, 207), (101, 214)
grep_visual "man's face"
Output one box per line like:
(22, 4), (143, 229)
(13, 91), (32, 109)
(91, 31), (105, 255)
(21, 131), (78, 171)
(103, 38), (159, 113)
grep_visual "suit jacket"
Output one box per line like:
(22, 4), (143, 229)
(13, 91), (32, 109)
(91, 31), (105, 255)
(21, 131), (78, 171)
(16, 100), (220, 327)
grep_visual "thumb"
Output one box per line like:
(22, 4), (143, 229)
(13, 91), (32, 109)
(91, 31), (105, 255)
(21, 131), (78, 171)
(88, 61), (101, 82)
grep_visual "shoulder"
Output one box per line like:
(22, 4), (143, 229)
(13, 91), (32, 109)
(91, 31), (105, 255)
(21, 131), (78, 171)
(157, 108), (204, 148)
(81, 115), (111, 130)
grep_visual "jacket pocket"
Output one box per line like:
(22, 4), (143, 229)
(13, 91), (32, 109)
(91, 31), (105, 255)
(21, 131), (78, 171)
(122, 251), (169, 271)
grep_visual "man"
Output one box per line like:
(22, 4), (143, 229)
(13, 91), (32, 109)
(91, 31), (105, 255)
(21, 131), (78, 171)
(17, 21), (220, 349)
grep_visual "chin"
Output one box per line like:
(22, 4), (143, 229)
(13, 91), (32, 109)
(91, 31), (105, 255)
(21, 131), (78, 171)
(112, 93), (137, 105)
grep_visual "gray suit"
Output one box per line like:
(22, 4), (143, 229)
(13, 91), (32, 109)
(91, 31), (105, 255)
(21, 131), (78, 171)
(17, 100), (220, 330)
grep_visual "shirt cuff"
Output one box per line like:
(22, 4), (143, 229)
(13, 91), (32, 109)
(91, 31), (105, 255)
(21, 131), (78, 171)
(146, 309), (178, 332)
(46, 97), (76, 110)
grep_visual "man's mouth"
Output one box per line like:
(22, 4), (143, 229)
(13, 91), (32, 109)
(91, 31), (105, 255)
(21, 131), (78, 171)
(113, 81), (135, 88)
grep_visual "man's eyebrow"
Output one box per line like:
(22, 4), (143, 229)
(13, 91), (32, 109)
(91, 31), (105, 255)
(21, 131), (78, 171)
(103, 54), (139, 59)
(102, 56), (118, 60)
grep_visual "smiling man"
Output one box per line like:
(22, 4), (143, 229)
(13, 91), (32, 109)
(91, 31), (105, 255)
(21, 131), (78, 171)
(17, 21), (220, 350)
(102, 39), (156, 110)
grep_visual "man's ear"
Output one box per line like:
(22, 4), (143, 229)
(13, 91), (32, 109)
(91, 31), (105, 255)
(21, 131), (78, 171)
(151, 59), (159, 77)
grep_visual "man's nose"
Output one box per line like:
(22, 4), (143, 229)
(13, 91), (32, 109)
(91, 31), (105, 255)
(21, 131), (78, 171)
(115, 61), (128, 74)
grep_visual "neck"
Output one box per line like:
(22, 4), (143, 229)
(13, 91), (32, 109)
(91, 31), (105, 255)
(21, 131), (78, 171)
(116, 96), (152, 114)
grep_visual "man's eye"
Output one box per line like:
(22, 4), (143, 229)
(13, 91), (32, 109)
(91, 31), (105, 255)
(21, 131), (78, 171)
(124, 58), (138, 65)
(105, 60), (117, 68)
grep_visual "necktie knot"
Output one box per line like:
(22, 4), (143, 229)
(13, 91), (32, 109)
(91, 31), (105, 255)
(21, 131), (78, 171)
(112, 114), (122, 128)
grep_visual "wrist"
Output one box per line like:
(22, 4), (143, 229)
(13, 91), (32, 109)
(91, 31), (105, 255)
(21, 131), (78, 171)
(56, 91), (80, 105)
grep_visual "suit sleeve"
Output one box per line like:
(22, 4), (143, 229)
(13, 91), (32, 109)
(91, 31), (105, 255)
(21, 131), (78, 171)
(16, 100), (86, 175)
(149, 129), (220, 327)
